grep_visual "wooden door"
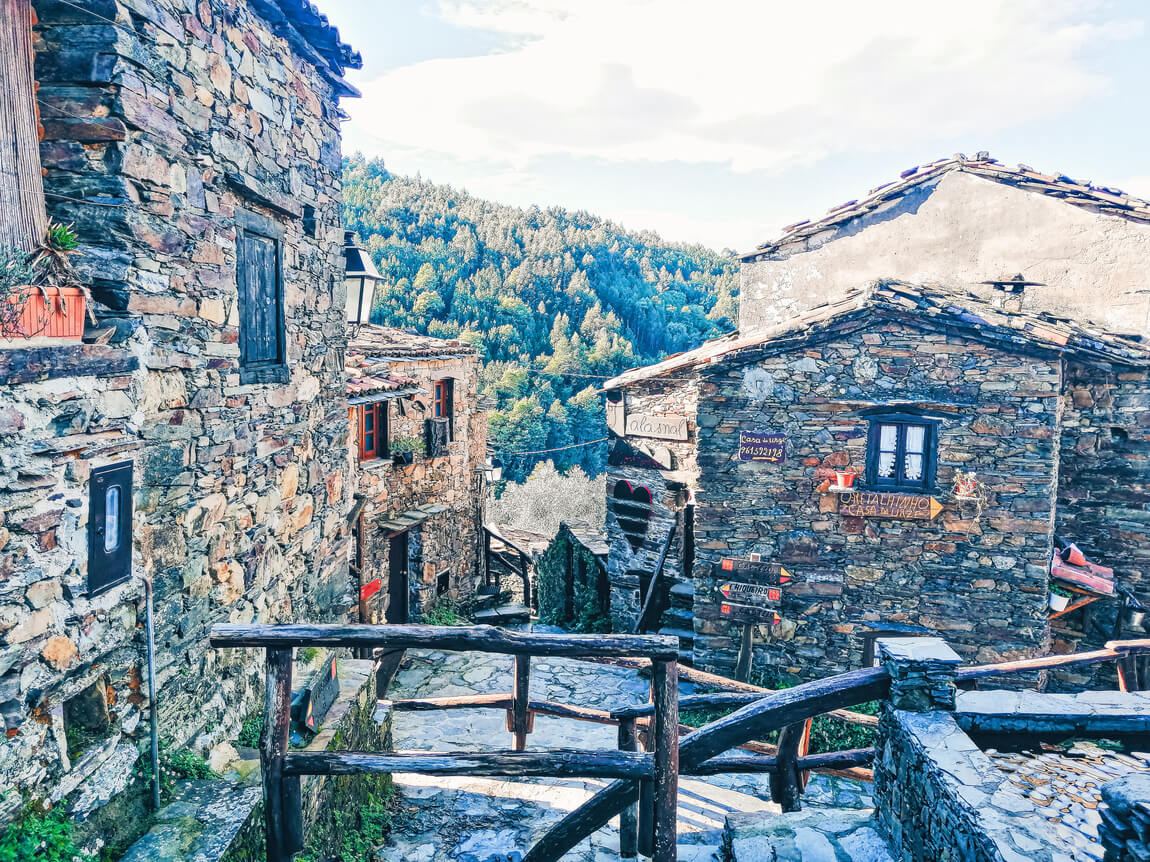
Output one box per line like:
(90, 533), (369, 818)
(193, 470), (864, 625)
(387, 532), (409, 624)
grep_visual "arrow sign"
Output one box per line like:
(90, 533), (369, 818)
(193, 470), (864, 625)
(720, 582), (782, 604)
(721, 603), (781, 625)
(839, 492), (945, 520)
(719, 558), (792, 585)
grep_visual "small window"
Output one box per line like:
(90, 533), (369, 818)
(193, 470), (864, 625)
(89, 463), (132, 596)
(866, 416), (938, 491)
(236, 210), (287, 384)
(359, 402), (389, 461)
(433, 379), (454, 440)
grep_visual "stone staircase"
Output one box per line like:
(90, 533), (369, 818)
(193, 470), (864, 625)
(657, 580), (695, 666)
(472, 583), (531, 625)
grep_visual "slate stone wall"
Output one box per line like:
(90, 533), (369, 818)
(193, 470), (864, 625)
(0, 0), (352, 816)
(353, 356), (486, 621)
(605, 376), (698, 632)
(689, 324), (1061, 680)
(1051, 363), (1150, 690)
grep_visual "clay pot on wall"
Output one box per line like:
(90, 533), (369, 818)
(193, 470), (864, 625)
(1049, 593), (1071, 612)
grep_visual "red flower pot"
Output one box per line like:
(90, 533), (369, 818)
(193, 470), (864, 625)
(835, 470), (857, 488)
(2, 286), (86, 341)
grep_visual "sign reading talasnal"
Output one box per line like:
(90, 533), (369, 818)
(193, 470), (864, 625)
(624, 411), (689, 442)
(738, 430), (786, 463)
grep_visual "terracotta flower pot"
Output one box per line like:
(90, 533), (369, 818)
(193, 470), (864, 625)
(2, 286), (86, 341)
(835, 470), (857, 488)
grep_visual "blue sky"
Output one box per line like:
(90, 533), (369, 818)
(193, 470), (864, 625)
(321, 0), (1150, 252)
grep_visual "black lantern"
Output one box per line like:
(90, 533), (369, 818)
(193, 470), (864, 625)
(484, 457), (503, 483)
(344, 230), (382, 325)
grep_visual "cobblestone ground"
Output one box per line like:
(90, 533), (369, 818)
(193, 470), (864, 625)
(376, 649), (872, 861)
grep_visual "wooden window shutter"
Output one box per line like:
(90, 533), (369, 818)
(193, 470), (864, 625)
(236, 210), (286, 383)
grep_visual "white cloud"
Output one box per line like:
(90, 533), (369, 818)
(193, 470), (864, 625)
(349, 0), (1137, 175)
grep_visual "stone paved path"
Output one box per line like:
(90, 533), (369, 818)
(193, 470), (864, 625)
(375, 649), (873, 861)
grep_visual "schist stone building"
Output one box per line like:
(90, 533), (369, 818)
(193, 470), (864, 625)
(603, 157), (1150, 686)
(1, 0), (358, 819)
(346, 326), (487, 626)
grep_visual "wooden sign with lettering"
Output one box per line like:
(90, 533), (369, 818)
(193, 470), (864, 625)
(720, 582), (782, 605)
(839, 492), (944, 520)
(624, 412), (688, 442)
(719, 558), (792, 585)
(738, 430), (786, 463)
(720, 602), (781, 625)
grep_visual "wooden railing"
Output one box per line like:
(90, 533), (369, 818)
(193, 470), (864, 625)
(524, 638), (1150, 862)
(210, 623), (681, 862)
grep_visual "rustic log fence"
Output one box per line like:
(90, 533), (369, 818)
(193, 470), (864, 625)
(210, 623), (681, 862)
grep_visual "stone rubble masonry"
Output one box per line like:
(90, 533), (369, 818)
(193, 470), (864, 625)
(1099, 773), (1150, 862)
(877, 636), (961, 712)
(350, 354), (487, 622)
(0, 0), (353, 819)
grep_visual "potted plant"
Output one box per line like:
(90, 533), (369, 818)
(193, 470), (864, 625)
(389, 436), (422, 465)
(0, 223), (91, 342)
(1049, 584), (1073, 612)
(833, 469), (857, 490)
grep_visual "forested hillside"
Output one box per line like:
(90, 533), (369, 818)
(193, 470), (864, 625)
(342, 155), (738, 481)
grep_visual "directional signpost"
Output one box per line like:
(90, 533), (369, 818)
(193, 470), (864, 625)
(838, 492), (944, 520)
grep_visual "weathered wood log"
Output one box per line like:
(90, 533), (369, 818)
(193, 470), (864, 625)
(689, 747), (874, 776)
(523, 665), (890, 862)
(390, 693), (513, 711)
(283, 776), (303, 854)
(617, 717), (638, 859)
(282, 749), (655, 779)
(651, 660), (678, 862)
(512, 654), (530, 751)
(591, 657), (879, 727)
(261, 648), (293, 862)
(768, 720), (809, 812)
(0, 345), (139, 386)
(0, 0), (48, 252)
(955, 646), (1131, 681)
(211, 623), (679, 660)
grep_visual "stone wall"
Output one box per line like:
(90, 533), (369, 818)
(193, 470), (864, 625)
(536, 523), (608, 630)
(740, 171), (1150, 336)
(605, 375), (698, 633)
(352, 355), (486, 621)
(689, 323), (1061, 679)
(1052, 362), (1150, 689)
(0, 0), (352, 816)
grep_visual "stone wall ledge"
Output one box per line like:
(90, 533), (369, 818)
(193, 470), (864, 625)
(957, 690), (1150, 736)
(0, 344), (138, 385)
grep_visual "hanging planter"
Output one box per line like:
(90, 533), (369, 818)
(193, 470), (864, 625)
(953, 470), (979, 500)
(1, 285), (86, 341)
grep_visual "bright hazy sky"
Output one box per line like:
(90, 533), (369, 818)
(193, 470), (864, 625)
(320, 0), (1150, 252)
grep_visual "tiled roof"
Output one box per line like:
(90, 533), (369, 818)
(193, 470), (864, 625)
(603, 280), (1150, 389)
(741, 153), (1150, 261)
(345, 354), (422, 401)
(349, 325), (479, 361)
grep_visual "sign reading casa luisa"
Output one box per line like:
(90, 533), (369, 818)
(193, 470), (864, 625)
(598, 277), (1150, 688)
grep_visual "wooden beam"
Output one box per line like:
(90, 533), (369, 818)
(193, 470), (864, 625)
(282, 749), (655, 779)
(688, 747), (874, 776)
(768, 719), (809, 812)
(635, 524), (676, 634)
(261, 649), (293, 862)
(651, 660), (679, 862)
(617, 717), (639, 859)
(211, 623), (679, 660)
(512, 654), (530, 751)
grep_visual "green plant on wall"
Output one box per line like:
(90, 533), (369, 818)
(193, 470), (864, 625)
(535, 529), (610, 633)
(0, 802), (79, 862)
(389, 436), (423, 456)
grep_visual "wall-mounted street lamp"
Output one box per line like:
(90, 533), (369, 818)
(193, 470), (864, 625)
(484, 457), (503, 483)
(344, 230), (382, 325)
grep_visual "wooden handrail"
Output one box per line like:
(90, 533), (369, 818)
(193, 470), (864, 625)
(635, 524), (676, 634)
(283, 749), (655, 779)
(210, 623), (678, 660)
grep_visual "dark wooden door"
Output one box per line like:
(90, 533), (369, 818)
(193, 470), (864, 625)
(387, 532), (409, 624)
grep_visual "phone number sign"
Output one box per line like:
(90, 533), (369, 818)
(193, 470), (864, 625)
(738, 430), (786, 463)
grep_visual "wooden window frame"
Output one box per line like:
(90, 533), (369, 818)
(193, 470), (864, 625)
(88, 462), (133, 596)
(236, 209), (288, 385)
(358, 401), (389, 462)
(865, 413), (939, 492)
(433, 379), (454, 441)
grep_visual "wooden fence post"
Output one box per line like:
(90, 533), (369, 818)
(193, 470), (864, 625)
(262, 648), (294, 862)
(769, 718), (810, 812)
(511, 653), (531, 751)
(652, 659), (679, 862)
(617, 717), (638, 858)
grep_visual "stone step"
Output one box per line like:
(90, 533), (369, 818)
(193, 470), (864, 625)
(724, 808), (893, 862)
(663, 607), (695, 629)
(473, 603), (532, 625)
(669, 580), (695, 602)
(120, 779), (260, 862)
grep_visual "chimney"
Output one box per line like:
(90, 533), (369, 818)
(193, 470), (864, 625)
(980, 274), (1044, 314)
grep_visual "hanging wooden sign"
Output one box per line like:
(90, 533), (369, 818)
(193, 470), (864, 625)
(719, 557), (793, 585)
(738, 431), (786, 463)
(624, 412), (689, 442)
(839, 492), (944, 520)
(721, 602), (781, 625)
(720, 582), (782, 605)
